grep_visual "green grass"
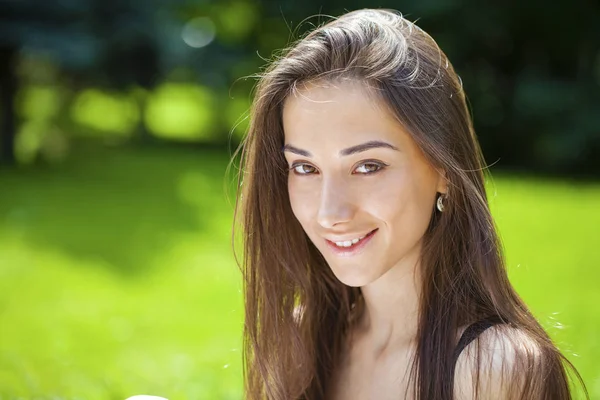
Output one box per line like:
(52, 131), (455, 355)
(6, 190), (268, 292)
(0, 146), (598, 399)
(0, 146), (243, 400)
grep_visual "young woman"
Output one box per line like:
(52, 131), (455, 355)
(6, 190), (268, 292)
(233, 8), (587, 400)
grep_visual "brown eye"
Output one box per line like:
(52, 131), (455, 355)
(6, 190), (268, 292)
(291, 163), (317, 175)
(354, 161), (386, 174)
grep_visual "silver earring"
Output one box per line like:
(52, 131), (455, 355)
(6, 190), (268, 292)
(437, 194), (446, 212)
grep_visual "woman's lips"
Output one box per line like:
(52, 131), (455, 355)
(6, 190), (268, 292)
(325, 229), (378, 256)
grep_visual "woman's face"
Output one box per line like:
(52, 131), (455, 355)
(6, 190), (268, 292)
(282, 80), (447, 287)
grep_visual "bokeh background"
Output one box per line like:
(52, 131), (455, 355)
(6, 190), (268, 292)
(0, 0), (598, 399)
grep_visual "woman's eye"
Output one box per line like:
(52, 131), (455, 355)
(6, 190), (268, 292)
(354, 162), (386, 174)
(289, 161), (386, 175)
(291, 164), (317, 175)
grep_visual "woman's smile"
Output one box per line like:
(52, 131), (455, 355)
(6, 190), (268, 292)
(325, 228), (379, 257)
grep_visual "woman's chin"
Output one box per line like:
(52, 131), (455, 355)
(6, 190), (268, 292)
(329, 267), (374, 288)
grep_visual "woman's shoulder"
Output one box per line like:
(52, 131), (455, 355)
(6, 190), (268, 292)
(453, 322), (544, 399)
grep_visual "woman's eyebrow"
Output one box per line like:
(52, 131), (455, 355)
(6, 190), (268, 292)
(340, 140), (399, 156)
(282, 140), (399, 157)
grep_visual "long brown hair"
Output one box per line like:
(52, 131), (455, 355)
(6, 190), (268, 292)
(232, 8), (587, 399)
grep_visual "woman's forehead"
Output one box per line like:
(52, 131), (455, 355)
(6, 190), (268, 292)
(282, 80), (410, 150)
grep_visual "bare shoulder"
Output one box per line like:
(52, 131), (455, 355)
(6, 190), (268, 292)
(453, 323), (544, 400)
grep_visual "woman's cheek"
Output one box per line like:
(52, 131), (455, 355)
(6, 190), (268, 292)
(288, 181), (315, 226)
(365, 171), (406, 205)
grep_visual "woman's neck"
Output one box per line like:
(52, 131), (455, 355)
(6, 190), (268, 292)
(354, 247), (422, 355)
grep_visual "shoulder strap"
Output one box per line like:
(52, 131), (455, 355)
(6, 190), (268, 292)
(452, 315), (504, 367)
(447, 315), (505, 396)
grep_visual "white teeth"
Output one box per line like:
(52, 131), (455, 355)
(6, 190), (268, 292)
(334, 233), (369, 248)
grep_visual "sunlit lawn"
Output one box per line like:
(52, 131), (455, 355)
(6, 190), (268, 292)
(0, 145), (598, 399)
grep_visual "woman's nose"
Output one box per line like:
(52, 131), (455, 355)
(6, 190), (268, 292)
(316, 178), (356, 229)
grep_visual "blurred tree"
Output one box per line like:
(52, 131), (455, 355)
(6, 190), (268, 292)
(0, 0), (163, 163)
(0, 45), (17, 164)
